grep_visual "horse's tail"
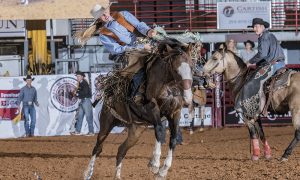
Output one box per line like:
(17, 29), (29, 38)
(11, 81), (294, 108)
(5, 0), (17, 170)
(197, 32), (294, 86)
(83, 154), (96, 180)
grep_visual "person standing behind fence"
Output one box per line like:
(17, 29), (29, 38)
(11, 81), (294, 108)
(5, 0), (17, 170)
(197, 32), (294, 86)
(17, 75), (39, 137)
(240, 40), (257, 63)
(71, 71), (94, 136)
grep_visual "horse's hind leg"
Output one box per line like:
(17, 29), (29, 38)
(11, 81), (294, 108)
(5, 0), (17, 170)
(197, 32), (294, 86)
(84, 109), (116, 180)
(115, 124), (146, 179)
(281, 108), (300, 161)
(255, 118), (271, 159)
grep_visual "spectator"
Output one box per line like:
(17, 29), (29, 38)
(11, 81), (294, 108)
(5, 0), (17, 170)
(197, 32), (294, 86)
(240, 40), (257, 63)
(71, 71), (94, 136)
(226, 39), (240, 56)
(17, 75), (39, 137)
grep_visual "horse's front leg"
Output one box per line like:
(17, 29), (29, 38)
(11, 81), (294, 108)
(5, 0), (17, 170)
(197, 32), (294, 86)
(246, 120), (260, 161)
(155, 114), (180, 180)
(148, 124), (164, 174)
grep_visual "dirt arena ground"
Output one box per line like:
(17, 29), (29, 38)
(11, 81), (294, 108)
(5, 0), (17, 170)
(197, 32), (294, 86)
(1, 126), (300, 180)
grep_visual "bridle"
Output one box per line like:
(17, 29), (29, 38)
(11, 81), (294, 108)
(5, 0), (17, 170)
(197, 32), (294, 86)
(207, 50), (247, 83)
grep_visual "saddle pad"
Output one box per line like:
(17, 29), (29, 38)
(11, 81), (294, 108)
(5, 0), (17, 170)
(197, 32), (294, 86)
(273, 69), (297, 91)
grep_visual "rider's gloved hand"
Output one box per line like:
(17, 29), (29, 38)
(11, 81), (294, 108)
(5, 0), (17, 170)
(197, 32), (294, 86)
(144, 43), (152, 51)
(147, 29), (157, 38)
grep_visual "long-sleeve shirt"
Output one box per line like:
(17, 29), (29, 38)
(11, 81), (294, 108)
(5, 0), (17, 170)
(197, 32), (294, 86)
(99, 11), (151, 55)
(249, 30), (285, 65)
(76, 79), (91, 99)
(240, 49), (257, 63)
(17, 85), (38, 106)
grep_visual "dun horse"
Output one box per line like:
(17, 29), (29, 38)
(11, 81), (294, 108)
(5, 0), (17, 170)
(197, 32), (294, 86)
(84, 40), (194, 180)
(203, 49), (300, 161)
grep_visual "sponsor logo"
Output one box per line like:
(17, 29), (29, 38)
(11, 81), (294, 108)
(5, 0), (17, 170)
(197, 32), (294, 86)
(223, 6), (234, 17)
(50, 77), (78, 112)
(0, 90), (20, 120)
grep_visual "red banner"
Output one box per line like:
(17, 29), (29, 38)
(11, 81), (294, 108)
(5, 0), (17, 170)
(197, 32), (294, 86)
(0, 90), (20, 120)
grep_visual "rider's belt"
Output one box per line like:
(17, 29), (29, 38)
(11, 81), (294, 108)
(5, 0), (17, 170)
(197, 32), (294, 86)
(99, 11), (145, 46)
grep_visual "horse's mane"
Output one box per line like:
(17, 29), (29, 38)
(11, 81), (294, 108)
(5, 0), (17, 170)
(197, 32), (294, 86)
(157, 37), (187, 54)
(224, 49), (247, 69)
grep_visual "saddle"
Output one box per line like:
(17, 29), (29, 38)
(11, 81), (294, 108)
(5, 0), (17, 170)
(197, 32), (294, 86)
(262, 68), (296, 116)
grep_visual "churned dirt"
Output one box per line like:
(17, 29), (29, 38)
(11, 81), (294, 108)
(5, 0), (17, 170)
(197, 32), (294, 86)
(0, 126), (300, 180)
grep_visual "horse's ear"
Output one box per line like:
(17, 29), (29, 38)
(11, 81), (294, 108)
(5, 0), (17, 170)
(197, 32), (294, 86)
(165, 44), (173, 53)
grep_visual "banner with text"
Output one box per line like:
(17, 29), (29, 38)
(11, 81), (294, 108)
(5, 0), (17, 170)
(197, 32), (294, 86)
(217, 2), (271, 30)
(0, 74), (212, 138)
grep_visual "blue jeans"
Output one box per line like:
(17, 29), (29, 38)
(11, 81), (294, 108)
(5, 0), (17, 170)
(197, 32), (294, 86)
(75, 98), (94, 133)
(23, 105), (36, 136)
(176, 127), (183, 144)
(272, 61), (285, 75)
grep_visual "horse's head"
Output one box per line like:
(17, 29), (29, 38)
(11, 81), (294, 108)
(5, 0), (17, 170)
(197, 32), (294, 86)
(203, 49), (246, 81)
(161, 42), (194, 105)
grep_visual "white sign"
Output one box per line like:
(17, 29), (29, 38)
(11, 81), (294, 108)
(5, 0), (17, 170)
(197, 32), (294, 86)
(180, 107), (212, 127)
(0, 20), (25, 37)
(217, 2), (271, 30)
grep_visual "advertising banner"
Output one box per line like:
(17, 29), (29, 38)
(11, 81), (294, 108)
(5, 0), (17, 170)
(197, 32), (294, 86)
(225, 106), (292, 126)
(180, 107), (212, 127)
(0, 73), (212, 139)
(0, 90), (20, 120)
(217, 2), (271, 30)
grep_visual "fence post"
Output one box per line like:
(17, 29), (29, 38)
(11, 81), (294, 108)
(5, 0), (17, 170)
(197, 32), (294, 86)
(133, 0), (137, 17)
(214, 74), (223, 128)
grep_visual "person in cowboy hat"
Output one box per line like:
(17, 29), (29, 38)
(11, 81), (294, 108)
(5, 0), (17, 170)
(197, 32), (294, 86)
(240, 40), (257, 63)
(87, 4), (157, 104)
(17, 75), (39, 137)
(89, 3), (156, 55)
(246, 18), (285, 70)
(71, 71), (94, 136)
(234, 18), (286, 156)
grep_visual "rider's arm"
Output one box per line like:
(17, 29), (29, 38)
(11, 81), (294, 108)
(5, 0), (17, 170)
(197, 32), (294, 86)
(120, 11), (151, 36)
(248, 35), (270, 64)
(99, 34), (144, 55)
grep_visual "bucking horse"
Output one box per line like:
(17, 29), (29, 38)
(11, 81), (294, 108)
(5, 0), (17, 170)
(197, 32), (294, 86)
(84, 39), (194, 180)
(203, 49), (300, 162)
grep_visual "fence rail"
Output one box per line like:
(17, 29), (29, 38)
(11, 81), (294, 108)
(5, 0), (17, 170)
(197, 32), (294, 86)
(71, 1), (300, 34)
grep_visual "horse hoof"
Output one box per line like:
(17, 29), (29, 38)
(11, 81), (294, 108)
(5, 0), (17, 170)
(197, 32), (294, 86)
(114, 176), (121, 180)
(199, 128), (204, 132)
(155, 173), (166, 180)
(189, 130), (194, 135)
(264, 154), (272, 160)
(280, 157), (288, 162)
(148, 162), (159, 174)
(251, 155), (259, 161)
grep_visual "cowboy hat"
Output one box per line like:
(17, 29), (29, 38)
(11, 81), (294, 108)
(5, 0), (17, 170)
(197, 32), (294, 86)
(247, 18), (270, 28)
(75, 71), (85, 77)
(89, 3), (112, 26)
(23, 75), (34, 81)
(243, 40), (255, 48)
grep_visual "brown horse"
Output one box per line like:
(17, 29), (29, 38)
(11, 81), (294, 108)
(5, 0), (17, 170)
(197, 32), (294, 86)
(84, 40), (194, 180)
(203, 49), (300, 161)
